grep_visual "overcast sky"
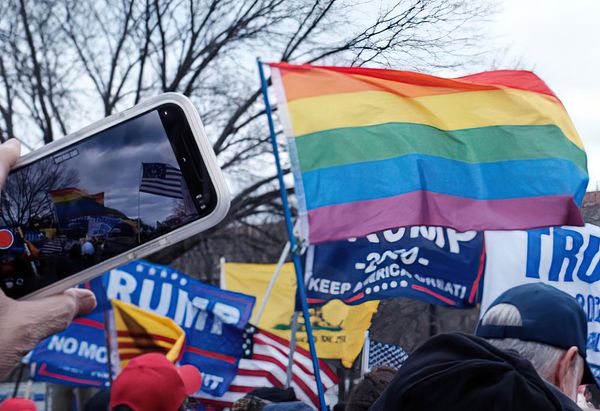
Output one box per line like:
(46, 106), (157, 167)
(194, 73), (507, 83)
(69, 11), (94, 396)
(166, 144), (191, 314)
(62, 111), (182, 223)
(488, 0), (600, 190)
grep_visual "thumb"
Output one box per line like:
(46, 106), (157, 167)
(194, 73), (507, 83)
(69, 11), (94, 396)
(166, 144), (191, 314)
(18, 288), (97, 342)
(0, 139), (20, 186)
(63, 288), (98, 317)
(0, 288), (97, 379)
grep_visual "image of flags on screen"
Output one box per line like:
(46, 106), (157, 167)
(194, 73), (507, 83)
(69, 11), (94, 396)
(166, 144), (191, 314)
(139, 163), (184, 199)
(50, 188), (125, 226)
(39, 237), (65, 255)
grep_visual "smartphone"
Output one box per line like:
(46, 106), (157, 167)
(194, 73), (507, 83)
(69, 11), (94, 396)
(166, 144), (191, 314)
(0, 93), (230, 299)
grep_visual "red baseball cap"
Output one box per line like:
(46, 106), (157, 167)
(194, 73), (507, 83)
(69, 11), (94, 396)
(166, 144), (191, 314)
(0, 398), (36, 411)
(110, 353), (202, 411)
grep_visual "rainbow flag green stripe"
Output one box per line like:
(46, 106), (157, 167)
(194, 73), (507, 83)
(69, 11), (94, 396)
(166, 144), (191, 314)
(270, 63), (588, 243)
(295, 123), (587, 174)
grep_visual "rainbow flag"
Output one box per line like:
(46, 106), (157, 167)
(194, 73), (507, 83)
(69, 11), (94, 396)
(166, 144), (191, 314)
(270, 63), (588, 244)
(50, 187), (105, 204)
(49, 187), (126, 225)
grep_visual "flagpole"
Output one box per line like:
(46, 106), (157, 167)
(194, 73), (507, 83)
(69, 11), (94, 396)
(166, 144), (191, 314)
(102, 308), (114, 385)
(253, 241), (290, 324)
(11, 363), (24, 397)
(360, 330), (371, 377)
(219, 256), (226, 289)
(101, 282), (114, 385)
(257, 59), (327, 410)
(137, 164), (142, 244)
(285, 311), (299, 388)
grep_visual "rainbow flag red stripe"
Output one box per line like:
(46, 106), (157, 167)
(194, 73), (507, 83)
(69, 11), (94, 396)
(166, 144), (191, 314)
(270, 63), (588, 244)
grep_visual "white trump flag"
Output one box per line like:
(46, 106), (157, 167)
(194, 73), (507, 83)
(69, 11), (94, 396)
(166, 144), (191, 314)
(482, 223), (600, 381)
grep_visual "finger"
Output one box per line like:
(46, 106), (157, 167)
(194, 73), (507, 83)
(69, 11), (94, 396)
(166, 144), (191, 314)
(63, 288), (97, 317)
(0, 139), (20, 186)
(19, 288), (97, 341)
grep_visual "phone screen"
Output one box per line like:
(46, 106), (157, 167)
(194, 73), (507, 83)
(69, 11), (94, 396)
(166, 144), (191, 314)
(0, 106), (216, 299)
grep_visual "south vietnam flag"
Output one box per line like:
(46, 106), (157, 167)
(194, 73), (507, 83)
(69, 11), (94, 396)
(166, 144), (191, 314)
(112, 299), (186, 369)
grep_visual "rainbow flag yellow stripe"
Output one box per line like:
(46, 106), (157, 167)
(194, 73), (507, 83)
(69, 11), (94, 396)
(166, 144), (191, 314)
(270, 63), (587, 243)
(288, 89), (581, 149)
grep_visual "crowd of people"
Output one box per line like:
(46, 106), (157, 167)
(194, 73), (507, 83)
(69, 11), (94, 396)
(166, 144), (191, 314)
(2, 280), (599, 410)
(0, 140), (599, 411)
(99, 282), (600, 410)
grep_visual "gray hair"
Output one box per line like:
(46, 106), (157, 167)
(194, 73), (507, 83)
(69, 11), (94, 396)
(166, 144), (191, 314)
(480, 303), (583, 381)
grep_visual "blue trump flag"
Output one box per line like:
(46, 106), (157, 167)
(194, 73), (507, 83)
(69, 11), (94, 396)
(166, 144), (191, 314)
(30, 280), (110, 387)
(304, 226), (485, 307)
(30, 260), (255, 397)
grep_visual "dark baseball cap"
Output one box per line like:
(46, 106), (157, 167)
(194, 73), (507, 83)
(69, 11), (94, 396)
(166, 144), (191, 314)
(475, 283), (597, 386)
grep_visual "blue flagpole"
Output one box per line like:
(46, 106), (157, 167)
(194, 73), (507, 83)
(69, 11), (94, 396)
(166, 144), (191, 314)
(257, 59), (327, 410)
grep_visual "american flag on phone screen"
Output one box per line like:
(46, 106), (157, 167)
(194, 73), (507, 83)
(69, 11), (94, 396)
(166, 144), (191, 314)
(39, 237), (65, 255)
(139, 163), (183, 199)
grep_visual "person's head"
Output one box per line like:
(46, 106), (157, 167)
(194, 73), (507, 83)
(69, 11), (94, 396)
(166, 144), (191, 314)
(81, 241), (95, 256)
(585, 386), (593, 402)
(346, 366), (396, 411)
(231, 396), (268, 411)
(370, 332), (570, 411)
(233, 388), (313, 411)
(246, 387), (296, 403)
(579, 385), (593, 402)
(109, 353), (202, 411)
(0, 398), (36, 411)
(84, 390), (110, 411)
(476, 283), (596, 401)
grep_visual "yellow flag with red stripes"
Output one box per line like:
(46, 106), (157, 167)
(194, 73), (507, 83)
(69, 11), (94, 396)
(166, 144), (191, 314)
(112, 299), (186, 369)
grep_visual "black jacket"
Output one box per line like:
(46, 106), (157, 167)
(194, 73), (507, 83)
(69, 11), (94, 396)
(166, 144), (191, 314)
(369, 332), (580, 411)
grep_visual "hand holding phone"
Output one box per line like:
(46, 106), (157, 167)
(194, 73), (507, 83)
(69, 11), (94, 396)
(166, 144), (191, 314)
(0, 140), (97, 380)
(0, 93), (230, 300)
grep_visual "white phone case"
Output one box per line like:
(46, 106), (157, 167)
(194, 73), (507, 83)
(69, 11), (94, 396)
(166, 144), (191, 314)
(11, 93), (231, 300)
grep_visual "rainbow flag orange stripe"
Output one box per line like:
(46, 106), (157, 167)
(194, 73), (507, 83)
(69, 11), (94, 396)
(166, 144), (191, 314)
(270, 63), (588, 243)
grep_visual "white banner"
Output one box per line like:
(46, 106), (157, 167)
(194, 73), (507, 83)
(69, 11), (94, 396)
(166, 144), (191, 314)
(482, 224), (600, 379)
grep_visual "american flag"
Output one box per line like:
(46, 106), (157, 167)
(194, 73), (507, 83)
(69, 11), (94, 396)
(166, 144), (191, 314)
(194, 329), (337, 410)
(367, 339), (408, 370)
(39, 238), (65, 255)
(139, 163), (183, 199)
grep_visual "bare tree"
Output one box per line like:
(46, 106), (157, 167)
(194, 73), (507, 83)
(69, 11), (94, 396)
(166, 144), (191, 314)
(0, 0), (492, 277)
(370, 298), (480, 354)
(0, 0), (74, 146)
(0, 157), (78, 227)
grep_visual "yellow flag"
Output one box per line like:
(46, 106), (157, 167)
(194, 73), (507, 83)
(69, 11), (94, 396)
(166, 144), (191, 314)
(224, 262), (379, 367)
(112, 299), (186, 369)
